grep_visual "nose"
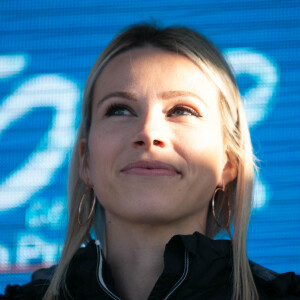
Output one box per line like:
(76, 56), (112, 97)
(132, 114), (167, 149)
(134, 137), (164, 148)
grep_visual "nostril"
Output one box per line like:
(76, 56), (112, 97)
(135, 140), (144, 146)
(153, 139), (163, 146)
(133, 139), (164, 148)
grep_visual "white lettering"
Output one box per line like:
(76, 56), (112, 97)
(16, 234), (59, 265)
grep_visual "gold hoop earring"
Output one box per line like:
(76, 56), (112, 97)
(212, 187), (231, 229)
(78, 188), (96, 226)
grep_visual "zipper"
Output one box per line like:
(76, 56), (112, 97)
(163, 249), (190, 300)
(96, 240), (121, 300)
(95, 240), (190, 300)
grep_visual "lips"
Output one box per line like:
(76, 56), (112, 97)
(121, 160), (180, 176)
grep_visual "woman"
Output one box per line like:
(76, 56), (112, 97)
(2, 24), (299, 300)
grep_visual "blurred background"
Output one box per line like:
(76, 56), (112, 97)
(0, 0), (299, 293)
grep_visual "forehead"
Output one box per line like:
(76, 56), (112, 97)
(93, 46), (218, 102)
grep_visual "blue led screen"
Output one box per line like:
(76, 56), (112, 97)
(0, 0), (299, 292)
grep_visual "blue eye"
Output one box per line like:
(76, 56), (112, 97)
(168, 106), (202, 118)
(105, 104), (135, 116)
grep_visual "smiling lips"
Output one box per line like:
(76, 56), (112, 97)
(121, 160), (180, 176)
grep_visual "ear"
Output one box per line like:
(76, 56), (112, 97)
(79, 138), (92, 187)
(220, 152), (237, 188)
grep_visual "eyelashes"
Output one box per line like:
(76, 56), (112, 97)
(104, 103), (202, 118)
(167, 105), (202, 118)
(105, 104), (137, 117)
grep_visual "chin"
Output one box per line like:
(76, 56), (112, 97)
(127, 212), (181, 225)
(118, 202), (189, 225)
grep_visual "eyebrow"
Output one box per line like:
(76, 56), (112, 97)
(160, 90), (207, 106)
(96, 91), (138, 109)
(96, 90), (207, 108)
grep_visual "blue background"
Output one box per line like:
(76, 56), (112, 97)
(0, 0), (299, 293)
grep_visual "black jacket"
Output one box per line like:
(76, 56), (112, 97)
(1, 232), (300, 299)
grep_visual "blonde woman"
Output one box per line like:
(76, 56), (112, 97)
(2, 24), (300, 300)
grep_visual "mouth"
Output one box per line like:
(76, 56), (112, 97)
(121, 160), (181, 177)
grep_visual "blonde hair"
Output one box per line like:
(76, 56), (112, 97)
(44, 24), (258, 300)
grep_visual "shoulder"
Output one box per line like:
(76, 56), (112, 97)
(250, 261), (300, 299)
(0, 241), (97, 300)
(0, 266), (55, 300)
(0, 266), (55, 299)
(250, 260), (279, 281)
(0, 278), (50, 300)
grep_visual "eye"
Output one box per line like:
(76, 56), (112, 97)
(105, 104), (136, 117)
(167, 105), (202, 118)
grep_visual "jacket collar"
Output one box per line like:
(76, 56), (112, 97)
(179, 231), (232, 258)
(66, 232), (233, 299)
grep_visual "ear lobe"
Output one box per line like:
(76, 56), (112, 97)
(221, 156), (237, 187)
(79, 138), (92, 186)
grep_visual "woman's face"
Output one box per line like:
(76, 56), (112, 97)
(80, 46), (236, 227)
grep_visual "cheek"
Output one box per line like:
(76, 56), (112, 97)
(174, 121), (224, 176)
(87, 126), (124, 178)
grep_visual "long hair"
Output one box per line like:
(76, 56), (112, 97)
(44, 24), (258, 300)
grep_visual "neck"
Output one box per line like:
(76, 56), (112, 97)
(104, 212), (206, 300)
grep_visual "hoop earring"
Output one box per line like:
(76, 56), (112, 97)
(211, 187), (231, 229)
(78, 188), (96, 226)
